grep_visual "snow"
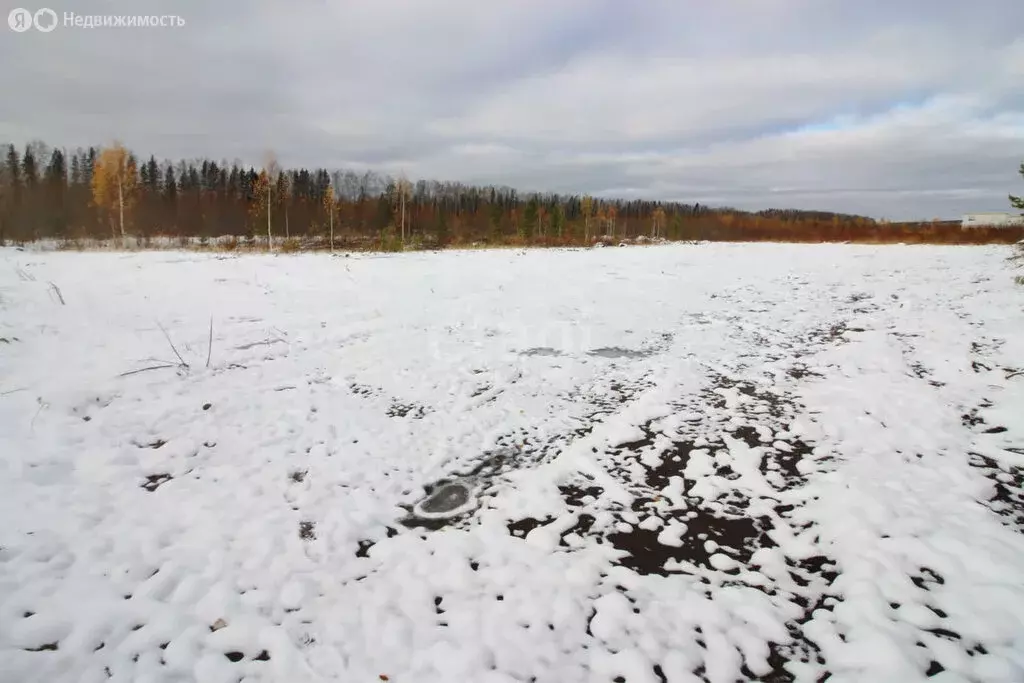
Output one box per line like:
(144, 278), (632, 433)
(1, 243), (1023, 682)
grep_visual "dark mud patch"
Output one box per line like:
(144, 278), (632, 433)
(644, 440), (695, 490)
(24, 642), (59, 652)
(910, 567), (946, 591)
(807, 321), (851, 345)
(560, 484), (604, 507)
(298, 521), (316, 540)
(968, 452), (1024, 528)
(507, 517), (554, 538)
(141, 473), (172, 492)
(575, 369), (839, 679)
(607, 511), (771, 576)
(349, 382), (380, 398)
(469, 383), (493, 398)
(354, 527), (398, 558)
(387, 401), (428, 419)
(702, 376), (787, 420)
(786, 363), (823, 380)
(762, 438), (814, 489)
(347, 380), (430, 419)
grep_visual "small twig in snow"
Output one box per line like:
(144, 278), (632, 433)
(119, 364), (178, 377)
(1, 387), (28, 397)
(156, 321), (190, 368)
(30, 397), (46, 431)
(233, 337), (285, 350)
(206, 316), (213, 368)
(49, 282), (65, 305)
(139, 356), (176, 365)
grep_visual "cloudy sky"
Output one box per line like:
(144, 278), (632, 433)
(2, 0), (1022, 219)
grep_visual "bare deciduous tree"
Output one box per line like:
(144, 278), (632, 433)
(263, 151), (280, 249)
(323, 185), (336, 253)
(394, 173), (413, 245)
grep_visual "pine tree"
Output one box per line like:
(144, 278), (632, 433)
(1011, 162), (1024, 211)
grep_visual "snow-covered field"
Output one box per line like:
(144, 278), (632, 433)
(1, 244), (1022, 683)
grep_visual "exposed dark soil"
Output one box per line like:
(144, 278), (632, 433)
(386, 319), (987, 680)
(141, 473), (172, 492)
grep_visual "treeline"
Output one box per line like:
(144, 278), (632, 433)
(0, 140), (1021, 249)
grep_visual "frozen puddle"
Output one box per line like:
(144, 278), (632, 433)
(587, 346), (653, 359)
(519, 347), (564, 357)
(411, 480), (479, 519)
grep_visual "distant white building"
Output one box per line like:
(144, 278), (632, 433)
(961, 212), (1024, 228)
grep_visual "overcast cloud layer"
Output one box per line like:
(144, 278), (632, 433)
(2, 0), (1022, 219)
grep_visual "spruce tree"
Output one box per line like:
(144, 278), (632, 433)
(46, 149), (67, 236)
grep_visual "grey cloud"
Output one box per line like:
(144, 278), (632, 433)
(0, 0), (1022, 219)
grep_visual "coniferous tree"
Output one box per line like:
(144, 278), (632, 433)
(45, 149), (67, 237)
(21, 145), (41, 240)
(523, 196), (539, 242)
(164, 165), (178, 232)
(1011, 162), (1024, 211)
(1, 145), (22, 242)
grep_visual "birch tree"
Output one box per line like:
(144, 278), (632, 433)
(652, 207), (666, 238)
(394, 173), (412, 244)
(581, 195), (593, 243)
(323, 184), (336, 252)
(263, 151), (280, 249)
(92, 142), (137, 247)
